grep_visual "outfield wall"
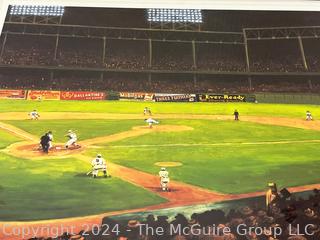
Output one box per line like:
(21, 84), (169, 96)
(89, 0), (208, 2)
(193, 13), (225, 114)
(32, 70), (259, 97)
(256, 93), (320, 105)
(1, 89), (319, 104)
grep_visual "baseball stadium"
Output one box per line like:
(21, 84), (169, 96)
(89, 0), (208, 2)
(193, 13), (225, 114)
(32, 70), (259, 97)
(1, 3), (320, 240)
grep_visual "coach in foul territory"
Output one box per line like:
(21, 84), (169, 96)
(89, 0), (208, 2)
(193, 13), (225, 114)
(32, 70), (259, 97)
(234, 109), (239, 121)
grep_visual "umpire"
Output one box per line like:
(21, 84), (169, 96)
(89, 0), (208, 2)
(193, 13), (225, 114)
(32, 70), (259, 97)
(40, 132), (50, 153)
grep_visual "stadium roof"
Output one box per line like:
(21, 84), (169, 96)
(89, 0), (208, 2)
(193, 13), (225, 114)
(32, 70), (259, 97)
(1, 0), (320, 34)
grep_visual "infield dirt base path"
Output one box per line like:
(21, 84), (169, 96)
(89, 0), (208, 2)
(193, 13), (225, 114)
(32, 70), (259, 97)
(1, 113), (320, 239)
(1, 112), (320, 132)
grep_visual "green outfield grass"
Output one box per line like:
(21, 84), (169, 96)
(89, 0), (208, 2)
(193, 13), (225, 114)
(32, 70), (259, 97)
(2, 99), (320, 220)
(5, 119), (142, 142)
(0, 152), (165, 221)
(0, 129), (21, 149)
(83, 120), (320, 194)
(0, 128), (165, 221)
(99, 119), (320, 145)
(1, 99), (320, 118)
(95, 143), (320, 194)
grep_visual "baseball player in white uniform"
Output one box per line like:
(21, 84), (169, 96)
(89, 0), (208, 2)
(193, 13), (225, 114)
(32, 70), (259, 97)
(145, 118), (159, 128)
(47, 131), (53, 149)
(65, 130), (78, 149)
(306, 111), (313, 121)
(144, 107), (152, 116)
(159, 167), (170, 191)
(91, 154), (107, 178)
(29, 110), (40, 120)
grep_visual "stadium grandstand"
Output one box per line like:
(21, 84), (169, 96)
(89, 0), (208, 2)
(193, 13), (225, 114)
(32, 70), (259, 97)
(1, 6), (320, 93)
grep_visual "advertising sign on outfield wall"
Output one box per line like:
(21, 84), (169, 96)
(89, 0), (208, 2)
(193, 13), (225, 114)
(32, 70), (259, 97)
(0, 89), (26, 99)
(27, 90), (61, 100)
(61, 91), (106, 100)
(119, 92), (155, 101)
(197, 94), (248, 102)
(154, 93), (196, 102)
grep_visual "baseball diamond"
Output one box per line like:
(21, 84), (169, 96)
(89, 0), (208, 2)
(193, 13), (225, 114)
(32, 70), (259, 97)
(2, 5), (320, 240)
(0, 100), (320, 240)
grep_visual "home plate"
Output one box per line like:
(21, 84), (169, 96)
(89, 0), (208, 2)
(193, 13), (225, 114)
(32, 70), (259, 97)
(56, 147), (62, 150)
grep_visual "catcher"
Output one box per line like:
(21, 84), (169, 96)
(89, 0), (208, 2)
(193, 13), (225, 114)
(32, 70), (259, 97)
(47, 131), (53, 149)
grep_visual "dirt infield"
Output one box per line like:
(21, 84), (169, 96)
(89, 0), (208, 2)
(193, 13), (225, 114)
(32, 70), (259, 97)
(15, 143), (84, 158)
(2, 124), (192, 159)
(0, 121), (37, 141)
(1, 113), (320, 239)
(2, 112), (320, 132)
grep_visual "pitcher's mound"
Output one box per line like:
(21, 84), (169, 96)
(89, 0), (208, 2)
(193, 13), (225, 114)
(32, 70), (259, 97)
(13, 144), (83, 157)
(133, 125), (193, 132)
(155, 162), (183, 167)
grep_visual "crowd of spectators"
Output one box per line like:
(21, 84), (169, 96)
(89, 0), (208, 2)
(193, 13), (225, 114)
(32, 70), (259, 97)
(197, 58), (246, 72)
(196, 45), (246, 72)
(248, 40), (306, 73)
(304, 56), (320, 72)
(152, 55), (193, 71)
(1, 72), (320, 93)
(0, 46), (313, 73)
(253, 83), (310, 93)
(1, 38), (315, 73)
(105, 54), (148, 70)
(28, 189), (320, 240)
(1, 47), (53, 66)
(250, 58), (306, 73)
(3, 37), (320, 94)
(57, 50), (102, 68)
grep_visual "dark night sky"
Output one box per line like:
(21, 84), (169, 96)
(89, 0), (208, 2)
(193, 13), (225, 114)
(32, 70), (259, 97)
(6, 6), (320, 31)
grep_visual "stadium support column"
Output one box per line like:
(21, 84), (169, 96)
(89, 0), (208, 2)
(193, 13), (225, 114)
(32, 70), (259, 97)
(101, 37), (106, 81)
(243, 29), (252, 91)
(191, 39), (198, 93)
(192, 40), (197, 69)
(50, 71), (54, 81)
(148, 39), (152, 85)
(102, 37), (106, 65)
(53, 34), (60, 62)
(191, 40), (197, 89)
(100, 72), (104, 81)
(298, 36), (312, 90)
(148, 73), (152, 85)
(298, 36), (308, 71)
(0, 32), (8, 59)
(193, 74), (197, 88)
(100, 36), (107, 82)
(148, 39), (152, 68)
